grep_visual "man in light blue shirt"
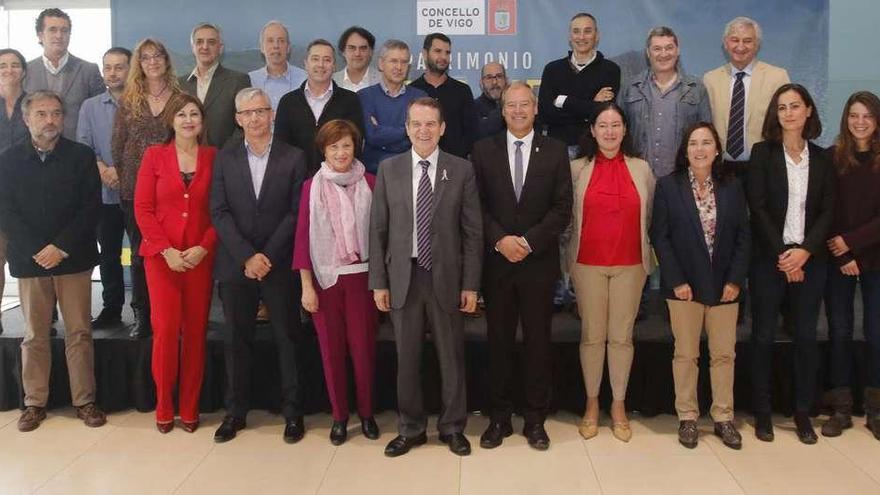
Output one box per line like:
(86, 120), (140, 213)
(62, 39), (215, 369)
(77, 47), (130, 328)
(248, 20), (307, 111)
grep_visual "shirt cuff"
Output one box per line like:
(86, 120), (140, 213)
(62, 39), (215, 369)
(518, 236), (532, 253)
(554, 95), (567, 108)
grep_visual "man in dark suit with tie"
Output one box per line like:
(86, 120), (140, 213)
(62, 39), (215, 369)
(179, 22), (251, 148)
(471, 82), (572, 450)
(369, 97), (483, 457)
(210, 88), (308, 444)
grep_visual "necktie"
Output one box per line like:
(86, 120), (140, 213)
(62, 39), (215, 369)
(726, 71), (746, 159)
(416, 160), (433, 270)
(513, 140), (524, 200)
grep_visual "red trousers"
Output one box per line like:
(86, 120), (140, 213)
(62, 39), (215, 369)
(145, 254), (214, 423)
(312, 271), (378, 421)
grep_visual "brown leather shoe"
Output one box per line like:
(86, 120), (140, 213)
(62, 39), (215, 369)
(75, 403), (107, 428)
(17, 406), (46, 432)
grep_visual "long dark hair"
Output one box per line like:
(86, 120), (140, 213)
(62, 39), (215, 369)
(674, 122), (726, 181)
(578, 101), (639, 160)
(761, 83), (822, 142)
(833, 91), (880, 175)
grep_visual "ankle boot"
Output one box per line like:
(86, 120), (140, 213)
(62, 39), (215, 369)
(865, 387), (880, 441)
(821, 387), (853, 437)
(128, 309), (152, 339)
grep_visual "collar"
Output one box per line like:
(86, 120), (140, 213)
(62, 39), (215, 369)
(570, 50), (597, 70)
(411, 147), (440, 169)
(380, 79), (406, 97)
(728, 60), (756, 78)
(99, 90), (119, 105)
(688, 168), (714, 188)
(305, 81), (333, 99)
(343, 66), (372, 84)
(264, 63), (291, 81)
(479, 93), (500, 107)
(595, 151), (624, 165)
(245, 138), (272, 158)
(506, 130), (535, 149)
(42, 52), (70, 75)
(189, 62), (219, 81)
(783, 142), (810, 167)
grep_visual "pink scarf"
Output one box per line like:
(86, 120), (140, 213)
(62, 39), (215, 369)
(308, 160), (371, 289)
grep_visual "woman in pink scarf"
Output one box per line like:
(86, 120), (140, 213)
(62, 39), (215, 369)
(293, 119), (378, 445)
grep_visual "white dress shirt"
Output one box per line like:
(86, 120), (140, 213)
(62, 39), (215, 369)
(42, 52), (69, 75)
(410, 147), (439, 257)
(338, 66), (376, 93)
(782, 143), (810, 245)
(189, 62), (219, 103)
(723, 61), (755, 161)
(245, 139), (272, 199)
(507, 129), (534, 186)
(304, 82), (334, 122)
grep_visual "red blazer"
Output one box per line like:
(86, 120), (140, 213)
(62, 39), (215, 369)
(134, 141), (218, 257)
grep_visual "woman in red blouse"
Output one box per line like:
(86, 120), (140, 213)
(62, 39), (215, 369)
(568, 102), (656, 442)
(134, 93), (217, 433)
(293, 119), (379, 445)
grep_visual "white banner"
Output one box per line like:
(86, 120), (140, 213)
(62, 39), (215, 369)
(416, 0), (486, 35)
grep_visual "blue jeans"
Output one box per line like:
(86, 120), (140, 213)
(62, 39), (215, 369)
(825, 265), (880, 388)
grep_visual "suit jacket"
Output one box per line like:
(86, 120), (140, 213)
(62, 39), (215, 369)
(703, 61), (790, 153)
(368, 149), (483, 313)
(650, 172), (751, 305)
(134, 142), (218, 257)
(179, 64), (251, 148)
(274, 81), (365, 175)
(568, 154), (656, 274)
(472, 133), (572, 282)
(747, 140), (835, 260)
(210, 140), (307, 283)
(25, 54), (104, 139)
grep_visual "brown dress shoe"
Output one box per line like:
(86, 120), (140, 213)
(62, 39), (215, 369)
(75, 403), (107, 428)
(17, 406), (46, 432)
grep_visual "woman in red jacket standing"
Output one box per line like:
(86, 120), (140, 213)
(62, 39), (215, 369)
(135, 93), (217, 433)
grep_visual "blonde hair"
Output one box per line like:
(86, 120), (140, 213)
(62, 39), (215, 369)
(121, 38), (181, 118)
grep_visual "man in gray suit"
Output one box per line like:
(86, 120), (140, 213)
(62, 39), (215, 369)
(24, 8), (104, 139)
(179, 22), (250, 148)
(369, 97), (483, 457)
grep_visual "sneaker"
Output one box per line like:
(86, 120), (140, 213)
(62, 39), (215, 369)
(17, 406), (46, 432)
(75, 403), (107, 428)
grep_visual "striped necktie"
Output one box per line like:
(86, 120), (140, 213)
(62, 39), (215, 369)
(726, 71), (746, 159)
(416, 160), (433, 270)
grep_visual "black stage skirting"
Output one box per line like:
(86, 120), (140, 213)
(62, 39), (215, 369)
(0, 288), (872, 417)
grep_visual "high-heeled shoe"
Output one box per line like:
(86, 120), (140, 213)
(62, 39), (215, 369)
(611, 421), (632, 442)
(181, 419), (199, 433)
(156, 421), (174, 434)
(578, 416), (598, 440)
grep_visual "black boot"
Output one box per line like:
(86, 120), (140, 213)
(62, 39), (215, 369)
(865, 387), (880, 441)
(821, 387), (853, 437)
(128, 309), (152, 339)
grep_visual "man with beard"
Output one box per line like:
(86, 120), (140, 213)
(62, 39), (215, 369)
(0, 91), (105, 432)
(474, 62), (508, 140)
(409, 33), (478, 158)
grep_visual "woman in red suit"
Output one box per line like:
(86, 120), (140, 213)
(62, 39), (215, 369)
(134, 93), (217, 433)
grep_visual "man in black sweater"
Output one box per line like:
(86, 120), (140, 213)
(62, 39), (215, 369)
(274, 39), (364, 175)
(410, 32), (478, 158)
(537, 12), (620, 157)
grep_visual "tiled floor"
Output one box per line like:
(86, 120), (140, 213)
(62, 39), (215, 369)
(1, 409), (878, 494)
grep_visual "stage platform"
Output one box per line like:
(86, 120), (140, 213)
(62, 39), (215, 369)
(0, 284), (872, 417)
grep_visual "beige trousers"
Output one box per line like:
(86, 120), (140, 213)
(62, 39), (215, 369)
(667, 300), (738, 422)
(19, 270), (95, 407)
(571, 264), (646, 401)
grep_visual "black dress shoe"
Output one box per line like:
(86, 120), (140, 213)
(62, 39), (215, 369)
(91, 310), (122, 329)
(330, 419), (348, 445)
(360, 416), (379, 440)
(794, 412), (818, 445)
(523, 423), (550, 451)
(713, 421), (742, 450)
(754, 414), (774, 442)
(284, 417), (305, 444)
(213, 416), (246, 443)
(384, 433), (427, 457)
(439, 432), (472, 456)
(128, 316), (152, 339)
(480, 421), (513, 449)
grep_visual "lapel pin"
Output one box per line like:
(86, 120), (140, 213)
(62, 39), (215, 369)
(535, 146), (540, 153)
(441, 169), (449, 181)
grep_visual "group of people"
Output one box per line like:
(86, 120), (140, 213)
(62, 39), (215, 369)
(0, 8), (878, 459)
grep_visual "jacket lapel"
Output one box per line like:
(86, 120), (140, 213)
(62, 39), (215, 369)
(235, 143), (258, 206)
(432, 151), (448, 216)
(58, 55), (80, 98)
(676, 173), (712, 261)
(493, 134), (518, 206)
(203, 65), (225, 110)
(255, 144), (279, 207)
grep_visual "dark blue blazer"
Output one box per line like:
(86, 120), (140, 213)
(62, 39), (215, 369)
(650, 171), (751, 305)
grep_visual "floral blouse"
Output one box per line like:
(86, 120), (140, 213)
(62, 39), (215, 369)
(689, 169), (717, 257)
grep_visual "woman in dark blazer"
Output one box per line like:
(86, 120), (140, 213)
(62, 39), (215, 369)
(135, 93), (217, 433)
(822, 91), (880, 440)
(651, 122), (750, 450)
(747, 83), (835, 445)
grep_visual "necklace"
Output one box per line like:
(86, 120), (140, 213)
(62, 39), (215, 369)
(148, 83), (168, 102)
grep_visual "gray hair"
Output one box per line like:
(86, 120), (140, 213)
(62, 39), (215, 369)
(645, 26), (678, 49)
(22, 90), (64, 115)
(723, 16), (762, 49)
(259, 20), (290, 48)
(234, 87), (270, 111)
(481, 61), (507, 78)
(190, 22), (222, 45)
(378, 39), (410, 60)
(500, 80), (536, 106)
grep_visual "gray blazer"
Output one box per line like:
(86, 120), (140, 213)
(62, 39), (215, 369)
(25, 54), (104, 139)
(179, 64), (251, 148)
(369, 149), (483, 313)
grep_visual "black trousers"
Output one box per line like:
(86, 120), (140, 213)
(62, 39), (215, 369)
(484, 267), (555, 424)
(96, 203), (125, 315)
(750, 257), (827, 414)
(219, 269), (303, 420)
(119, 200), (149, 320)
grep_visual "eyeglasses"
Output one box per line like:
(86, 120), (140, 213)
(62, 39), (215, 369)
(481, 73), (505, 81)
(140, 53), (166, 63)
(236, 107), (272, 119)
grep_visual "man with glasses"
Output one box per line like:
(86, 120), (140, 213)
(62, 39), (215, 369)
(333, 26), (381, 93)
(474, 62), (508, 140)
(211, 87), (309, 444)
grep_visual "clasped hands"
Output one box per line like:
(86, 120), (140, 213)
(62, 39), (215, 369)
(826, 235), (860, 276)
(163, 246), (208, 272)
(33, 244), (65, 269)
(673, 282), (739, 302)
(373, 289), (477, 313)
(244, 253), (272, 280)
(777, 247), (810, 283)
(496, 235), (530, 263)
